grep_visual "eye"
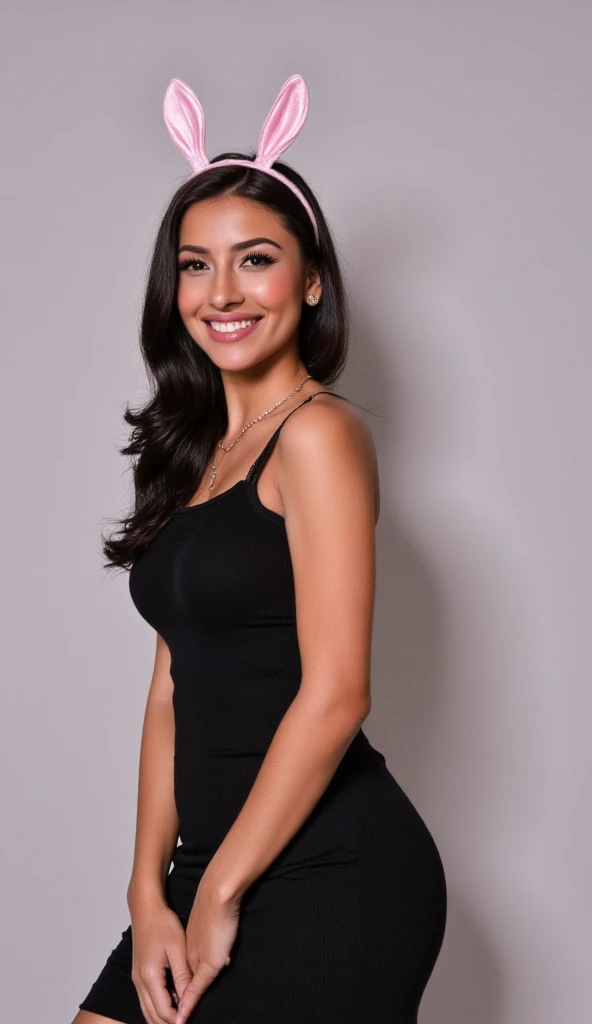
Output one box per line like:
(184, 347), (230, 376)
(177, 258), (206, 272)
(176, 249), (279, 273)
(241, 249), (278, 267)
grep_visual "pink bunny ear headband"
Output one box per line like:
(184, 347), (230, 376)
(162, 73), (320, 246)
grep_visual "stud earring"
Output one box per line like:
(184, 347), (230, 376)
(307, 294), (319, 305)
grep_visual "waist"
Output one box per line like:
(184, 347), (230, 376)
(171, 730), (388, 875)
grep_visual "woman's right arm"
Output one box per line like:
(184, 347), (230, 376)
(127, 631), (179, 914)
(125, 633), (191, 1024)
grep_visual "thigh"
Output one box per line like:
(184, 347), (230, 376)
(76, 873), (188, 1024)
(77, 925), (152, 1024)
(188, 858), (391, 1023)
(77, 824), (445, 1024)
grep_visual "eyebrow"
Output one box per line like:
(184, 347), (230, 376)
(178, 236), (283, 256)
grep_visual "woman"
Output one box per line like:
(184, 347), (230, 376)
(75, 75), (447, 1024)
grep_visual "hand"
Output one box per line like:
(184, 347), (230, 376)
(129, 899), (192, 1024)
(173, 870), (241, 1024)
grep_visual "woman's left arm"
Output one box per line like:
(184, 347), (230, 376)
(174, 399), (379, 1023)
(210, 397), (380, 900)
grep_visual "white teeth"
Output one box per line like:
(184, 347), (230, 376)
(209, 318), (259, 333)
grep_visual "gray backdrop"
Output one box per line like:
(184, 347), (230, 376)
(1, 2), (589, 1022)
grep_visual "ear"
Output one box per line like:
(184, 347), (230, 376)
(304, 261), (322, 299)
(163, 78), (209, 174)
(256, 74), (309, 169)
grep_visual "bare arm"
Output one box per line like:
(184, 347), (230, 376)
(206, 398), (378, 901)
(127, 632), (179, 914)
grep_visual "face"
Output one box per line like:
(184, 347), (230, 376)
(176, 194), (321, 370)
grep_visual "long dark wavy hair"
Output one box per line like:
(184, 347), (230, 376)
(101, 152), (351, 572)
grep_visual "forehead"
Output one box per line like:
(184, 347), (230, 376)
(179, 194), (291, 246)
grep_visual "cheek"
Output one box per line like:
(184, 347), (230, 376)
(250, 266), (300, 309)
(177, 276), (204, 315)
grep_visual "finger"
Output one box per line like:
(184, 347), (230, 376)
(144, 966), (178, 1024)
(168, 951), (194, 1003)
(135, 958), (176, 1024)
(132, 968), (161, 1024)
(174, 960), (220, 1024)
(136, 984), (161, 1024)
(148, 977), (178, 1024)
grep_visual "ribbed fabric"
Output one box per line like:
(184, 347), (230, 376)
(78, 391), (447, 1023)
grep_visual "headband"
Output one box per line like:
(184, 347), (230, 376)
(162, 73), (320, 246)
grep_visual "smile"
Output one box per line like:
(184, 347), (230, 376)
(207, 318), (260, 333)
(204, 318), (263, 342)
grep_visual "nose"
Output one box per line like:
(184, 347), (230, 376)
(209, 263), (244, 309)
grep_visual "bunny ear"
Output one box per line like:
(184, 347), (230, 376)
(256, 74), (309, 169)
(163, 78), (209, 174)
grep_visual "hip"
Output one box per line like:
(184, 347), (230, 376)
(170, 750), (446, 904)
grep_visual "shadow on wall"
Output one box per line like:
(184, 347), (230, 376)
(341, 197), (544, 1023)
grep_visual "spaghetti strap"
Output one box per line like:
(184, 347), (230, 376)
(246, 390), (350, 484)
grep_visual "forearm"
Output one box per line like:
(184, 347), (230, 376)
(208, 688), (369, 901)
(127, 693), (179, 912)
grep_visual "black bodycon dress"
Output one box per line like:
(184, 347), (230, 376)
(78, 391), (447, 1023)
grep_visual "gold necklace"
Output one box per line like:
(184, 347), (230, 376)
(208, 375), (312, 491)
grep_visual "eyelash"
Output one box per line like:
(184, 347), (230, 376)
(177, 249), (278, 272)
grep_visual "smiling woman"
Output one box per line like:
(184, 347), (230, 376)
(96, 140), (344, 565)
(178, 234), (280, 339)
(173, 199), (323, 388)
(75, 74), (447, 1024)
(177, 234), (276, 343)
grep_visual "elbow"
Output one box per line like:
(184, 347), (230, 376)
(300, 683), (371, 730)
(353, 696), (372, 726)
(332, 696), (371, 738)
(337, 679), (372, 726)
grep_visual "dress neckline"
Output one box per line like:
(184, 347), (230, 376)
(174, 478), (247, 513)
(175, 390), (349, 513)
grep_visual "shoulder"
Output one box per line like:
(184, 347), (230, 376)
(276, 391), (380, 525)
(279, 391), (375, 466)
